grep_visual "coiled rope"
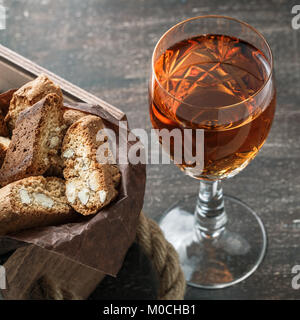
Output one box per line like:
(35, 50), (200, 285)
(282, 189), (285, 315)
(136, 212), (186, 300)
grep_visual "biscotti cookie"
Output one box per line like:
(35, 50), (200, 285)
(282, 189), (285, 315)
(0, 89), (16, 116)
(0, 136), (10, 168)
(0, 111), (8, 137)
(0, 176), (74, 236)
(0, 93), (64, 187)
(63, 108), (89, 127)
(63, 108), (120, 186)
(5, 74), (63, 131)
(44, 154), (64, 178)
(62, 115), (120, 215)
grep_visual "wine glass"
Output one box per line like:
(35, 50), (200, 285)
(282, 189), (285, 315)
(148, 16), (276, 288)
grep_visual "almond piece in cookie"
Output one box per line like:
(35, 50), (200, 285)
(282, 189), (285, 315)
(5, 74), (63, 132)
(62, 115), (120, 215)
(0, 93), (64, 187)
(0, 176), (75, 236)
(0, 136), (10, 168)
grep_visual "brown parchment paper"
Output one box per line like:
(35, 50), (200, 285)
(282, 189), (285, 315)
(0, 91), (146, 277)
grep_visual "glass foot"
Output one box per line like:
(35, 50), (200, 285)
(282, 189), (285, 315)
(159, 194), (267, 289)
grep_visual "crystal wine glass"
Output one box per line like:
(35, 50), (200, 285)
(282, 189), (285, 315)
(149, 16), (276, 288)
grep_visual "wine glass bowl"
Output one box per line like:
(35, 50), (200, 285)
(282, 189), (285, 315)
(149, 17), (275, 181)
(148, 16), (276, 288)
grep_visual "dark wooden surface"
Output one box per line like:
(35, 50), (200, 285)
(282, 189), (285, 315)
(0, 0), (299, 300)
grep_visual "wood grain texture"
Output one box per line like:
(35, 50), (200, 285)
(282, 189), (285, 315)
(0, 0), (299, 299)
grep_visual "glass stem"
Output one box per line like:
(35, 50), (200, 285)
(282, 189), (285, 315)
(194, 180), (227, 239)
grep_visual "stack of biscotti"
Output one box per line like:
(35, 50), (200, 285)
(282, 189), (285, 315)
(0, 74), (120, 235)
